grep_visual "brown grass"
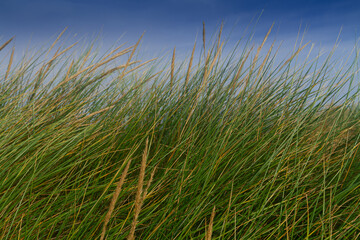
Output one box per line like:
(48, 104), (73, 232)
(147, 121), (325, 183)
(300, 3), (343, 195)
(202, 21), (206, 58)
(100, 159), (132, 240)
(185, 41), (196, 88)
(171, 47), (176, 87)
(127, 138), (149, 240)
(0, 37), (14, 52)
(5, 46), (14, 81)
(205, 206), (216, 240)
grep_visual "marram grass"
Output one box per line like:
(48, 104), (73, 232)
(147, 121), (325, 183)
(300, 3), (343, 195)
(1, 26), (360, 239)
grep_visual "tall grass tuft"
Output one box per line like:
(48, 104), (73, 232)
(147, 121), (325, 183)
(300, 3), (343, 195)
(1, 25), (360, 239)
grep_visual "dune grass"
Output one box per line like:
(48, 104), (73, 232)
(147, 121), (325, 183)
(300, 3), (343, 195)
(1, 25), (360, 239)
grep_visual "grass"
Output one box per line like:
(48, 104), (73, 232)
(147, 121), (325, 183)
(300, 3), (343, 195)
(1, 25), (360, 239)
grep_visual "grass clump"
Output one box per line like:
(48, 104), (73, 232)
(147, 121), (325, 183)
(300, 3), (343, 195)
(1, 25), (360, 239)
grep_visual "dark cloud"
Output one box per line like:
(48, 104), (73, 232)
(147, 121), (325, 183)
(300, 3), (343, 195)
(0, 0), (359, 56)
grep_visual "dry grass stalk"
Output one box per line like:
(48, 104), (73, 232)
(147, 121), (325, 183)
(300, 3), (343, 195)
(201, 53), (211, 91)
(65, 60), (75, 81)
(99, 42), (127, 63)
(255, 40), (275, 83)
(250, 23), (273, 74)
(99, 61), (140, 79)
(205, 206), (216, 240)
(41, 27), (68, 73)
(232, 45), (254, 91)
(29, 41), (80, 102)
(203, 22), (206, 58)
(119, 32), (145, 80)
(75, 105), (115, 123)
(100, 159), (132, 240)
(45, 42), (78, 68)
(123, 58), (157, 76)
(46, 27), (68, 57)
(171, 47), (176, 87)
(79, 45), (94, 70)
(44, 46), (62, 74)
(41, 42), (79, 78)
(0, 37), (14, 52)
(204, 42), (223, 81)
(185, 41), (196, 88)
(216, 22), (223, 52)
(65, 46), (133, 83)
(127, 138), (149, 240)
(5, 47), (14, 81)
(143, 165), (157, 198)
(279, 42), (310, 71)
(147, 209), (175, 239)
(95, 46), (133, 69)
(198, 41), (223, 101)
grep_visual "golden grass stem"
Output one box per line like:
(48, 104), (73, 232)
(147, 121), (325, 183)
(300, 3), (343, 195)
(232, 45), (254, 89)
(5, 47), (14, 81)
(203, 22), (206, 58)
(41, 42), (79, 77)
(46, 27), (68, 58)
(75, 105), (115, 123)
(65, 46), (133, 83)
(204, 42), (223, 81)
(205, 206), (216, 240)
(279, 42), (310, 70)
(185, 41), (196, 89)
(143, 165), (157, 198)
(127, 138), (149, 240)
(99, 61), (140, 79)
(217, 22), (223, 53)
(45, 42), (78, 68)
(79, 44), (94, 70)
(119, 32), (145, 80)
(100, 159), (132, 240)
(99, 42), (127, 63)
(171, 47), (176, 87)
(0, 37), (14, 52)
(123, 58), (157, 76)
(250, 23), (273, 74)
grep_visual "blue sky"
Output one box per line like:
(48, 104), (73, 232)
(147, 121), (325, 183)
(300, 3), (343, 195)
(1, 0), (360, 60)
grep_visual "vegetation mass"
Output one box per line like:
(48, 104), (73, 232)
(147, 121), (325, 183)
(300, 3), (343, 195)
(1, 25), (360, 239)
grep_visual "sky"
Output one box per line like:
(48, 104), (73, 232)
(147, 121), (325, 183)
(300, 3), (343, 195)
(0, 0), (360, 62)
